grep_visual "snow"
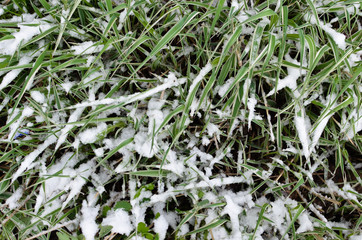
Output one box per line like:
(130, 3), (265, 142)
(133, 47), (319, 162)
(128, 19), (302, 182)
(267, 55), (306, 97)
(78, 122), (107, 144)
(55, 107), (85, 150)
(153, 215), (168, 240)
(62, 161), (95, 209)
(296, 212), (313, 233)
(162, 150), (185, 176)
(71, 41), (106, 55)
(310, 94), (337, 152)
(270, 198), (293, 235)
(350, 234), (362, 240)
(294, 105), (311, 159)
(73, 73), (186, 108)
(3, 3), (361, 239)
(0, 22), (52, 56)
(134, 131), (158, 158)
(30, 90), (46, 104)
(83, 71), (103, 85)
(242, 78), (251, 104)
(206, 123), (221, 141)
(218, 78), (234, 97)
(94, 148), (104, 157)
(102, 209), (134, 235)
(306, 14), (346, 50)
(61, 81), (75, 93)
(247, 95), (257, 129)
(0, 55), (33, 90)
(12, 134), (57, 183)
(188, 63), (212, 98)
(80, 201), (100, 240)
(5, 187), (23, 210)
(320, 24), (346, 50)
(117, 10), (128, 30)
(222, 195), (242, 236)
(148, 176), (250, 205)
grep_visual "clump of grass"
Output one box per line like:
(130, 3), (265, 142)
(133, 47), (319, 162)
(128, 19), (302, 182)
(0, 0), (361, 239)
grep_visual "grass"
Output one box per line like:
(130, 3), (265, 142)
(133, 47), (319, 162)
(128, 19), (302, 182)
(0, 0), (361, 239)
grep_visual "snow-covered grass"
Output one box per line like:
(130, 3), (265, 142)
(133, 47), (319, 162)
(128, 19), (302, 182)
(0, 0), (361, 239)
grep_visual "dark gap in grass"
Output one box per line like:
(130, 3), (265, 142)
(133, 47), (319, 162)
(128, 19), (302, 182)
(167, 195), (193, 212)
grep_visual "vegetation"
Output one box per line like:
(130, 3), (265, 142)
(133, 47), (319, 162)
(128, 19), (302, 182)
(0, 0), (361, 239)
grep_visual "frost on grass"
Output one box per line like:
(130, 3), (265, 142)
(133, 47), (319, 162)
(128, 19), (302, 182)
(1, 1), (361, 240)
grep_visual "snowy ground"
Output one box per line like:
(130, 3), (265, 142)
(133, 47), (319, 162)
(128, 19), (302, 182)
(0, 0), (361, 239)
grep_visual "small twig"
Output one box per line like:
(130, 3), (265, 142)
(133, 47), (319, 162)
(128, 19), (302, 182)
(213, 135), (219, 150)
(104, 232), (116, 240)
(209, 228), (215, 240)
(160, 89), (165, 100)
(301, 184), (340, 205)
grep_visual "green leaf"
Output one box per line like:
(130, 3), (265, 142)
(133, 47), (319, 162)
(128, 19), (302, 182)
(281, 205), (305, 240)
(99, 225), (113, 238)
(240, 8), (277, 25)
(114, 201), (132, 211)
(11, 45), (48, 117)
(56, 232), (70, 240)
(185, 218), (228, 236)
(137, 222), (149, 234)
(133, 12), (199, 77)
(129, 170), (168, 177)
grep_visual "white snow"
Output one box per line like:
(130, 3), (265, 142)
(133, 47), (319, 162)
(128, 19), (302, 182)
(218, 78), (234, 97)
(320, 24), (346, 50)
(0, 55), (33, 90)
(70, 41), (105, 55)
(242, 78), (251, 104)
(94, 148), (104, 157)
(134, 131), (158, 158)
(102, 209), (133, 235)
(349, 234), (362, 240)
(80, 201), (100, 240)
(30, 90), (46, 104)
(62, 161), (95, 209)
(55, 107), (85, 150)
(296, 212), (313, 233)
(153, 215), (168, 240)
(78, 122), (107, 144)
(61, 81), (75, 93)
(222, 195), (242, 236)
(5, 187), (23, 210)
(247, 95), (257, 129)
(206, 123), (221, 141)
(306, 14), (346, 50)
(188, 63), (212, 99)
(294, 105), (311, 159)
(12, 134), (57, 182)
(0, 22), (52, 55)
(310, 94), (337, 152)
(267, 55), (306, 97)
(73, 73), (186, 108)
